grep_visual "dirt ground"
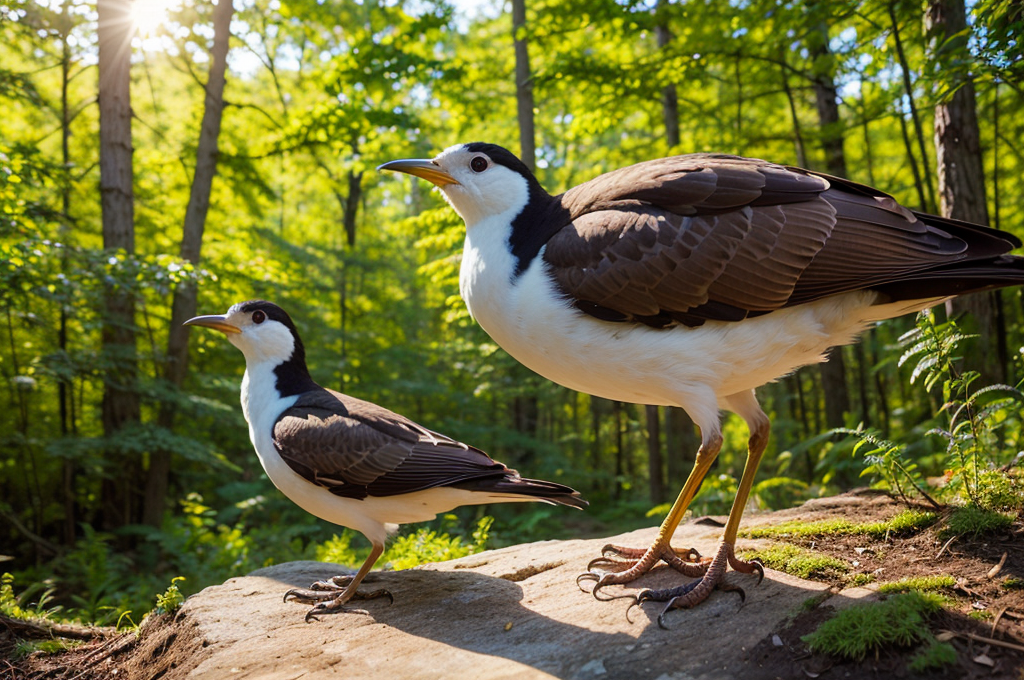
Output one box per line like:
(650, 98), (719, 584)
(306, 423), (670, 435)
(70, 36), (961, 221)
(4, 490), (1022, 680)
(740, 492), (1024, 679)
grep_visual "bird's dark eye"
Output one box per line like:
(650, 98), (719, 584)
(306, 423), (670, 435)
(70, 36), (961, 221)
(470, 156), (488, 173)
(251, 310), (266, 324)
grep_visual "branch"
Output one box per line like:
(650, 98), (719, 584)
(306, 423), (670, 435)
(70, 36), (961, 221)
(0, 614), (117, 641)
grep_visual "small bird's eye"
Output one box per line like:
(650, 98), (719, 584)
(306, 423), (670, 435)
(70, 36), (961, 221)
(470, 156), (488, 173)
(251, 310), (266, 324)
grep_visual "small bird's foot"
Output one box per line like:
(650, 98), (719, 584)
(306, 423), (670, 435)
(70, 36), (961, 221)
(284, 575), (393, 622)
(300, 588), (394, 623)
(577, 543), (711, 600)
(629, 542), (763, 628)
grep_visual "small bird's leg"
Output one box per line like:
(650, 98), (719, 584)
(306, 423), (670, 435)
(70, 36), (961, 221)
(578, 428), (723, 596)
(635, 392), (769, 623)
(284, 543), (392, 622)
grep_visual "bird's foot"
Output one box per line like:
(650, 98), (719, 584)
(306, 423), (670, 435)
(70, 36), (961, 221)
(577, 543), (711, 600)
(284, 576), (393, 622)
(629, 542), (763, 628)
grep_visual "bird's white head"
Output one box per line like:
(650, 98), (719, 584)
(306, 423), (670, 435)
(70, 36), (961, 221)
(378, 143), (542, 228)
(185, 300), (302, 369)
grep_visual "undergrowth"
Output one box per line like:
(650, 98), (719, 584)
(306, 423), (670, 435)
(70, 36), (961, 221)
(740, 508), (937, 540)
(741, 544), (847, 579)
(803, 591), (951, 665)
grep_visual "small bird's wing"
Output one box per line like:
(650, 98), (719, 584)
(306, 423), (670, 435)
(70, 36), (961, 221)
(545, 154), (1020, 326)
(272, 388), (550, 502)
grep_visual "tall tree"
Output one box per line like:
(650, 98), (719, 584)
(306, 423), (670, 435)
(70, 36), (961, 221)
(926, 0), (1002, 383)
(96, 0), (140, 530)
(806, 16), (852, 429)
(145, 0), (235, 528)
(512, 0), (535, 171)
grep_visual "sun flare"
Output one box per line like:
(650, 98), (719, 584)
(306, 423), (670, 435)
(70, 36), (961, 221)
(130, 0), (178, 36)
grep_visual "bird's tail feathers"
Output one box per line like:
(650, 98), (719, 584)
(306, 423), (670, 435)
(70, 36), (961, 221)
(457, 474), (588, 509)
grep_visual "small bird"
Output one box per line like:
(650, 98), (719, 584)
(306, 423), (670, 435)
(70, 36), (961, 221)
(185, 300), (587, 622)
(379, 144), (1024, 617)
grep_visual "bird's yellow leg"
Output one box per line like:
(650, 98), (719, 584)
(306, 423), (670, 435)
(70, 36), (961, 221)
(578, 432), (723, 597)
(634, 397), (770, 624)
(284, 543), (393, 622)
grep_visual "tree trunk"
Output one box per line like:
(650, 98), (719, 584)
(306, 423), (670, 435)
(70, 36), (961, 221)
(343, 167), (363, 249)
(808, 23), (852, 429)
(889, 0), (938, 213)
(97, 0), (140, 531)
(512, 0), (535, 171)
(645, 405), (665, 504)
(925, 0), (1002, 384)
(655, 18), (679, 149)
(144, 0), (234, 528)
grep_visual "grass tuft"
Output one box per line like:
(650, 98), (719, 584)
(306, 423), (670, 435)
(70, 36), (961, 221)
(802, 591), (946, 662)
(908, 640), (958, 672)
(876, 575), (955, 595)
(844, 573), (876, 587)
(741, 509), (937, 540)
(940, 505), (1014, 539)
(742, 544), (847, 579)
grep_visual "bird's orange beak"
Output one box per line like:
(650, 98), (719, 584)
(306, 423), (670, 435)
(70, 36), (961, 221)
(184, 314), (241, 334)
(377, 159), (459, 187)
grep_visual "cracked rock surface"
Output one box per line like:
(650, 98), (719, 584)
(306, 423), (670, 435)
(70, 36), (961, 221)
(125, 501), (882, 680)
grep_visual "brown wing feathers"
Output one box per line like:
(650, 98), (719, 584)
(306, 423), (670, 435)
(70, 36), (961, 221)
(544, 155), (1024, 327)
(272, 388), (584, 507)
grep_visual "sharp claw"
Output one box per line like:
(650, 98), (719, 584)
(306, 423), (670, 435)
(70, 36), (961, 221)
(624, 596), (642, 624)
(591, 577), (640, 603)
(576, 572), (599, 592)
(751, 559), (765, 585)
(718, 581), (746, 603)
(657, 597), (680, 630)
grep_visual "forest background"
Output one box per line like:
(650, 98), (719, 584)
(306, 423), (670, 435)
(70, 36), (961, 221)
(1, 0), (1022, 627)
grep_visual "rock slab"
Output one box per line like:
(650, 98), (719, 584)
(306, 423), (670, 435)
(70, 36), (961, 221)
(130, 497), (889, 680)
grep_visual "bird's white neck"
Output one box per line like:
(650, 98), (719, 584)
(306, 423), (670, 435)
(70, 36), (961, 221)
(240, 358), (298, 444)
(459, 209), (522, 325)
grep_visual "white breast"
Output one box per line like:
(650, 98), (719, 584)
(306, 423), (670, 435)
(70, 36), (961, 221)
(459, 229), (942, 421)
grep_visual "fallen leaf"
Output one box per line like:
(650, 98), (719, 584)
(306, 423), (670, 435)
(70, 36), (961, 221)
(935, 631), (956, 642)
(973, 654), (995, 667)
(504, 621), (513, 631)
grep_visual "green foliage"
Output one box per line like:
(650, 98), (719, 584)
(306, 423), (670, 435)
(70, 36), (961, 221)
(740, 509), (937, 540)
(154, 577), (186, 615)
(908, 640), (959, 673)
(903, 312), (1024, 505)
(318, 515), (492, 571)
(741, 545), (847, 580)
(802, 592), (947, 662)
(940, 505), (1015, 539)
(844, 573), (875, 587)
(876, 575), (955, 594)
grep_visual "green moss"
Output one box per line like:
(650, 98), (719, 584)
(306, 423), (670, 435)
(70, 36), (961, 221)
(802, 591), (946, 662)
(1001, 577), (1024, 590)
(908, 640), (958, 672)
(743, 544), (848, 580)
(968, 610), (993, 620)
(877, 575), (955, 594)
(941, 505), (1014, 539)
(741, 509), (937, 540)
(844, 573), (876, 587)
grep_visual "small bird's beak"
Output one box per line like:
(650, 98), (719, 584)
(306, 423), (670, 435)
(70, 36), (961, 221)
(377, 159), (459, 187)
(184, 314), (241, 334)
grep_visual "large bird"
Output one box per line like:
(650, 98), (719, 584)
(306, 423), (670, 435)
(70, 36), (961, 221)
(186, 300), (587, 621)
(379, 144), (1024, 615)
